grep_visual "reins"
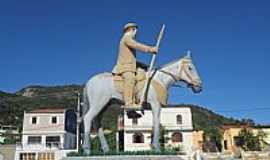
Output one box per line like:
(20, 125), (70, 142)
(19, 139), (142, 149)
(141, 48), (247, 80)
(153, 67), (185, 88)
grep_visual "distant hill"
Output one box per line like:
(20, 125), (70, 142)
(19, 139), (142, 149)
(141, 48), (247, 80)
(0, 85), (250, 134)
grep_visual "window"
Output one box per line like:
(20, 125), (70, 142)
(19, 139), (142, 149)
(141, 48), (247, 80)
(132, 132), (144, 143)
(51, 116), (57, 124)
(46, 136), (61, 148)
(132, 118), (138, 125)
(224, 140), (228, 150)
(234, 136), (244, 147)
(31, 117), (37, 124)
(171, 132), (183, 142)
(28, 136), (41, 144)
(176, 115), (182, 125)
(20, 153), (36, 160)
(38, 152), (55, 160)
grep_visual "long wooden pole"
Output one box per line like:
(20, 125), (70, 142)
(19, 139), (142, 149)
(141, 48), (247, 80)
(140, 24), (165, 106)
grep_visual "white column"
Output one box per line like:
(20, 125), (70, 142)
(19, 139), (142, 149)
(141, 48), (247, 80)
(22, 135), (28, 146)
(60, 134), (65, 149)
(42, 135), (46, 148)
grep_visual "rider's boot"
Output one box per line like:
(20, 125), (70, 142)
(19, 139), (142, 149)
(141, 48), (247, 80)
(126, 104), (142, 110)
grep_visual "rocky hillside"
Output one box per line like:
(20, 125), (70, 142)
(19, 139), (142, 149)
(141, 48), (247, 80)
(0, 85), (82, 130)
(0, 85), (249, 134)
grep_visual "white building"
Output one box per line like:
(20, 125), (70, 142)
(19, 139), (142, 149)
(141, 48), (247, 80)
(117, 107), (195, 154)
(15, 108), (77, 160)
(0, 124), (19, 143)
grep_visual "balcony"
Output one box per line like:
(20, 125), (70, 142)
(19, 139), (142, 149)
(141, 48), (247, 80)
(16, 142), (63, 151)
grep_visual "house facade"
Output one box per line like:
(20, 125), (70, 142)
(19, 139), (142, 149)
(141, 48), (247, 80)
(117, 107), (201, 154)
(15, 108), (77, 160)
(222, 125), (270, 153)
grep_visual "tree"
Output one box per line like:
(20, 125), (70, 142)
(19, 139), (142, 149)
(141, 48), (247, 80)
(240, 118), (255, 126)
(2, 137), (16, 144)
(238, 128), (265, 151)
(256, 129), (268, 150)
(203, 127), (223, 152)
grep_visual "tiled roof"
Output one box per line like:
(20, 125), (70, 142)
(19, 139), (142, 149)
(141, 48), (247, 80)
(221, 125), (252, 129)
(27, 108), (66, 113)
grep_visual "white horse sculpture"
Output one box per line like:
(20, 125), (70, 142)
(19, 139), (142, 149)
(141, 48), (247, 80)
(82, 52), (202, 154)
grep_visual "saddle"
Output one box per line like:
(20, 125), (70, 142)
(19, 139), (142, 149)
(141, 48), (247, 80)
(112, 68), (168, 105)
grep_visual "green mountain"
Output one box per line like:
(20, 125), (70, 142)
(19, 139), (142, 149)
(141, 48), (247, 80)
(0, 85), (249, 134)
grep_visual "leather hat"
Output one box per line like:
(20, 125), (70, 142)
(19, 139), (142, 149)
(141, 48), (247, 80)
(123, 23), (138, 31)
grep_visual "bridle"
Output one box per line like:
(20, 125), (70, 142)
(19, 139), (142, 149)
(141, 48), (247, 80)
(155, 59), (199, 88)
(157, 69), (180, 83)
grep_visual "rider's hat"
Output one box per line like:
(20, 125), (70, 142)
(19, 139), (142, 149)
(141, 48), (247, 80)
(123, 23), (138, 32)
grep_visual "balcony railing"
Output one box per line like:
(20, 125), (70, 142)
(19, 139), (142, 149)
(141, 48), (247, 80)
(124, 124), (193, 130)
(46, 142), (62, 149)
(16, 142), (63, 150)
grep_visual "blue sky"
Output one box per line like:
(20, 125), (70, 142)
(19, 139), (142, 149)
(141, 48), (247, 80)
(1, 0), (270, 124)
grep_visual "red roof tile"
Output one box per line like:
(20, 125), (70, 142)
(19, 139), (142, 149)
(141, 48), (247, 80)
(27, 108), (66, 113)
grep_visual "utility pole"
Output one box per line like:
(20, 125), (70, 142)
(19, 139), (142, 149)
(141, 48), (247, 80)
(76, 92), (81, 152)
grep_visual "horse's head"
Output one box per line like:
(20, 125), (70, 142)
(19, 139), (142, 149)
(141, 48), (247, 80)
(177, 51), (202, 93)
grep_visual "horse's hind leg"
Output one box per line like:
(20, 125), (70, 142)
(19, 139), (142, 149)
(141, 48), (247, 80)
(82, 98), (111, 155)
(82, 111), (93, 155)
(93, 115), (109, 152)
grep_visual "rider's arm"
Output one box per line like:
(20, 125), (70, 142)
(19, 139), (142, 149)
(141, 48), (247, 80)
(124, 36), (153, 53)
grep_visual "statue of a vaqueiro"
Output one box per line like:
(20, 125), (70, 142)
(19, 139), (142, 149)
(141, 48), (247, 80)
(81, 22), (202, 155)
(112, 23), (158, 109)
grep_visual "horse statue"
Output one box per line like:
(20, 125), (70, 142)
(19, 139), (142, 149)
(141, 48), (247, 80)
(81, 52), (202, 154)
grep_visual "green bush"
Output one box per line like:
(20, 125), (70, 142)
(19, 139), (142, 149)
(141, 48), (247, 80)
(238, 128), (265, 151)
(2, 138), (16, 144)
(67, 148), (180, 156)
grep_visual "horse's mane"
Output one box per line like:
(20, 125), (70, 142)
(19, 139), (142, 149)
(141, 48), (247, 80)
(160, 56), (190, 68)
(160, 58), (180, 68)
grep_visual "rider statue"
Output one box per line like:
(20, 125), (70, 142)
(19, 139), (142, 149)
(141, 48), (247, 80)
(112, 22), (158, 110)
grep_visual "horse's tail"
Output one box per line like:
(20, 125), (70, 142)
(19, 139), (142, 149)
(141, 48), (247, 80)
(82, 85), (90, 119)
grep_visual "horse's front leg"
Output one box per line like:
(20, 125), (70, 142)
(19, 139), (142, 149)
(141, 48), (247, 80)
(151, 102), (161, 152)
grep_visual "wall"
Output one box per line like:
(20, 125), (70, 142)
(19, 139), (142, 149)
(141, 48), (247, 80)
(160, 108), (193, 131)
(64, 132), (76, 149)
(23, 113), (65, 134)
(192, 130), (204, 150)
(222, 127), (270, 153)
(123, 107), (194, 153)
(124, 131), (152, 151)
(21, 134), (65, 149)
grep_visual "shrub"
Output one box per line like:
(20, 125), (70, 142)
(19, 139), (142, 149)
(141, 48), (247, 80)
(67, 148), (180, 156)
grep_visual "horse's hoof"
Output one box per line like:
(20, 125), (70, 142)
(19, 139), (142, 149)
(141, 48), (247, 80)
(155, 148), (161, 153)
(82, 148), (91, 155)
(84, 151), (90, 155)
(103, 148), (110, 153)
(127, 110), (142, 118)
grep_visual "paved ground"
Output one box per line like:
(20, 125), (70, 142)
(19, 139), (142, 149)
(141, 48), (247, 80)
(0, 145), (16, 160)
(62, 155), (188, 160)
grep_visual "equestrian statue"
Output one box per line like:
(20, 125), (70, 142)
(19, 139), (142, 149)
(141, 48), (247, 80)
(81, 22), (203, 155)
